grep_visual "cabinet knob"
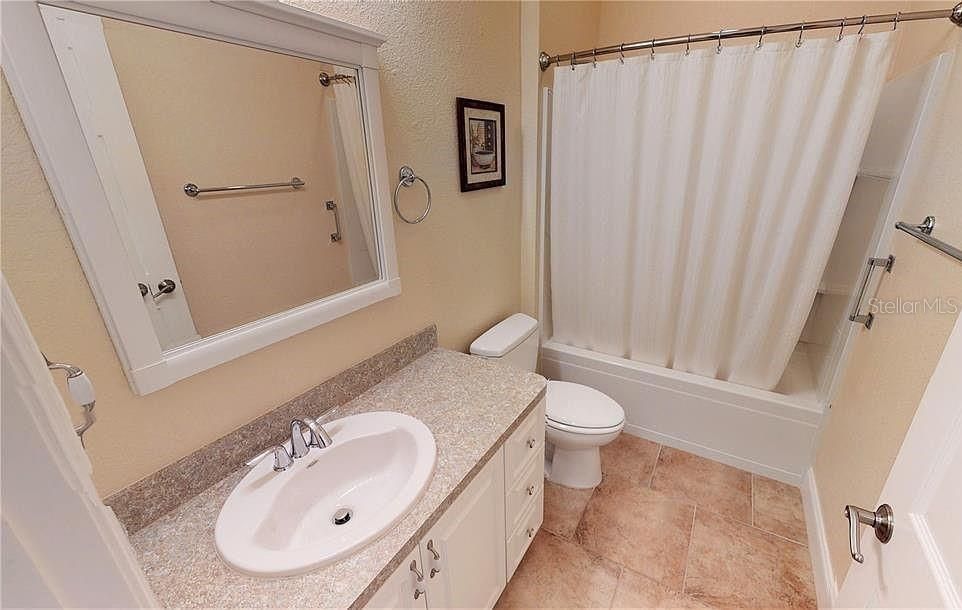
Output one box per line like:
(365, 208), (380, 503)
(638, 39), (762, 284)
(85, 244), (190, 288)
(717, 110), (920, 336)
(527, 484), (536, 496)
(526, 437), (537, 448)
(409, 559), (424, 582)
(526, 527), (535, 538)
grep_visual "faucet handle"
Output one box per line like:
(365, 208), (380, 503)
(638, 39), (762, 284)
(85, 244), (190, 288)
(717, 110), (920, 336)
(304, 418), (334, 448)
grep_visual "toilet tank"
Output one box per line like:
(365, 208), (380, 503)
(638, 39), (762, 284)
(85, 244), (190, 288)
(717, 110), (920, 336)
(469, 314), (539, 372)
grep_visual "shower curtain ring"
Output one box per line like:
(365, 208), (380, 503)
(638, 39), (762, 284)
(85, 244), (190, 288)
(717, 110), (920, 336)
(796, 22), (806, 48)
(858, 15), (867, 37)
(756, 25), (766, 49)
(837, 18), (845, 41)
(685, 33), (692, 56)
(619, 43), (625, 63)
(592, 48), (597, 67)
(716, 28), (724, 54)
(893, 11), (901, 30)
(650, 39), (656, 61)
(570, 51), (576, 70)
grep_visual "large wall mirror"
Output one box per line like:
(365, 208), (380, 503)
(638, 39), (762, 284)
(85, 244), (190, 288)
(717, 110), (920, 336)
(4, 1), (399, 394)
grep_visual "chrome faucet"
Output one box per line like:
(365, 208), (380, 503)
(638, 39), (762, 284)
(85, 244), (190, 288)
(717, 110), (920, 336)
(290, 418), (334, 458)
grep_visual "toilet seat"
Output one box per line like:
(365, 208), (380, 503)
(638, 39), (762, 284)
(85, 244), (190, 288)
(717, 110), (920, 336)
(545, 380), (625, 434)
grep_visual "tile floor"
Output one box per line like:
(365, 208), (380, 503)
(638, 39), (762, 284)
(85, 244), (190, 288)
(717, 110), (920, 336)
(496, 435), (817, 609)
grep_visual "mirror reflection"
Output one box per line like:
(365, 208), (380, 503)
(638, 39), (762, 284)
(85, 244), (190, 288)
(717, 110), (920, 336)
(42, 7), (379, 350)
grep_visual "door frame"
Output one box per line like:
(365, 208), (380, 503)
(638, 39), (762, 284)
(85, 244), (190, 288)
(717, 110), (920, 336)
(1, 277), (156, 607)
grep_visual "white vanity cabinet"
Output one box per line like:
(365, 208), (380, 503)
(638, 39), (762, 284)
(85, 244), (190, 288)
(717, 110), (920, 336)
(366, 399), (545, 609)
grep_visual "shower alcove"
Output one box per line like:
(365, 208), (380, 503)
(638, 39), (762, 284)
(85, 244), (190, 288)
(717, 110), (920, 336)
(539, 54), (950, 485)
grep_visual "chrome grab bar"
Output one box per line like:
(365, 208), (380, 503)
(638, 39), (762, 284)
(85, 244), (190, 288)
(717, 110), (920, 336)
(183, 176), (305, 197)
(848, 255), (895, 329)
(326, 200), (342, 242)
(895, 216), (962, 264)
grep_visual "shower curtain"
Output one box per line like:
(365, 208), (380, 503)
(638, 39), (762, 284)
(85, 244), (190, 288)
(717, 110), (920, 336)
(550, 32), (895, 391)
(332, 71), (379, 272)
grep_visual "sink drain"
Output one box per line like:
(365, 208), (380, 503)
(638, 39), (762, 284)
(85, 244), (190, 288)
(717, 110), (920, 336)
(332, 508), (352, 525)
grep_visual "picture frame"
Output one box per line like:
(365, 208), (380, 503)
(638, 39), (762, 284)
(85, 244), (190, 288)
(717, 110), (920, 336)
(456, 97), (506, 192)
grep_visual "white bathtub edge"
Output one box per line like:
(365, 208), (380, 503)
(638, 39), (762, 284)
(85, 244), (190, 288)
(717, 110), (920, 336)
(623, 424), (802, 486)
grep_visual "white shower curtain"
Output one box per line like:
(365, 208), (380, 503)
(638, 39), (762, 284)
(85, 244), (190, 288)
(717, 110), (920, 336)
(550, 32), (895, 391)
(332, 71), (379, 272)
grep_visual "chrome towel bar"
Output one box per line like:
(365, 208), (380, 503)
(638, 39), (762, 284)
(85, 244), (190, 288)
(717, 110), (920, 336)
(895, 216), (962, 264)
(183, 176), (305, 197)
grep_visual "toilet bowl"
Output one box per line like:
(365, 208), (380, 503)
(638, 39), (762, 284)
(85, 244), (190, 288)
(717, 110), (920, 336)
(544, 380), (624, 488)
(469, 313), (625, 489)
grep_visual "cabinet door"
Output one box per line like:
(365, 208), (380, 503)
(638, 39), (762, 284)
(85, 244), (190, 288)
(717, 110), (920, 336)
(423, 448), (506, 608)
(364, 546), (427, 610)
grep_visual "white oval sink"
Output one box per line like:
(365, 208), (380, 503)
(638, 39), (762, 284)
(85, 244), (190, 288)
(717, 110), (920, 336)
(215, 411), (436, 577)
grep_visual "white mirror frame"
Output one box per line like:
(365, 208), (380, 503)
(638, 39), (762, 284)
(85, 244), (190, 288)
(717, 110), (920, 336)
(2, 1), (400, 394)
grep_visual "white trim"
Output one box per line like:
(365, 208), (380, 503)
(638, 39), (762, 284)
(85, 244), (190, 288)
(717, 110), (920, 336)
(519, 2), (539, 317)
(1, 278), (157, 607)
(2, 1), (400, 394)
(801, 468), (839, 608)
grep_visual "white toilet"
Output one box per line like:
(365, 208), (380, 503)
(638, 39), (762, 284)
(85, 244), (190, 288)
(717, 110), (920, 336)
(470, 313), (625, 488)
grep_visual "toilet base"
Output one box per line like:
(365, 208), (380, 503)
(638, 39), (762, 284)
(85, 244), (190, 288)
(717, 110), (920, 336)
(546, 444), (602, 489)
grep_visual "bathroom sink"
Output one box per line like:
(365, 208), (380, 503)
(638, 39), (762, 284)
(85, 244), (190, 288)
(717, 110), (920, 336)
(215, 411), (436, 577)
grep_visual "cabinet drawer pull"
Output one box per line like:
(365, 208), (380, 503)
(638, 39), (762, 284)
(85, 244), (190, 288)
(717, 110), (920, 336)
(414, 588), (425, 600)
(527, 484), (536, 496)
(526, 437), (537, 448)
(426, 539), (440, 560)
(410, 560), (424, 582)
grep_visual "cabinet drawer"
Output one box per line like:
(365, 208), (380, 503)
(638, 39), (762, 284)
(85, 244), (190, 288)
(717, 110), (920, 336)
(505, 451), (543, 536)
(505, 488), (543, 581)
(505, 398), (545, 486)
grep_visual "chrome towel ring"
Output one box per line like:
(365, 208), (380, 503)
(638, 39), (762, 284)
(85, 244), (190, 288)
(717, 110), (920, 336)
(393, 165), (432, 224)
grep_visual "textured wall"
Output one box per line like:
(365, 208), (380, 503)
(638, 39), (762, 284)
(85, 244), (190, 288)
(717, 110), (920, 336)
(1, 0), (521, 496)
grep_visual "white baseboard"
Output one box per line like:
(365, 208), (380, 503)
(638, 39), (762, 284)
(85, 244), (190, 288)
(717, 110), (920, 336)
(801, 468), (838, 608)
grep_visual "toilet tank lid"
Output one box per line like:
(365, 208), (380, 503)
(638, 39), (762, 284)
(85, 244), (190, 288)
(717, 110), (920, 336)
(469, 314), (538, 357)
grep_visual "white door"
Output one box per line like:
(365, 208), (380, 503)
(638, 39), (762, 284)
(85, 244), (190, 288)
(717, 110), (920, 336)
(364, 546), (427, 610)
(836, 309), (962, 606)
(0, 278), (155, 607)
(423, 449), (507, 609)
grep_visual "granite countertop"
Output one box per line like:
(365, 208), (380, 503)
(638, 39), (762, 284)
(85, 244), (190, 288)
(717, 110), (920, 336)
(130, 348), (546, 608)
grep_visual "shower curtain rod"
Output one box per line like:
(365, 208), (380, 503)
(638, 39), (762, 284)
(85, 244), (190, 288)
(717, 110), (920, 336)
(538, 3), (962, 70)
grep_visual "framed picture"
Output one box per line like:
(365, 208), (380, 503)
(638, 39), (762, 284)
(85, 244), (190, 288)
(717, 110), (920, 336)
(456, 97), (506, 192)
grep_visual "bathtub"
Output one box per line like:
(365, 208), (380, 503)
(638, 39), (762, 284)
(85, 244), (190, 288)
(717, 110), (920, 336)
(539, 340), (826, 485)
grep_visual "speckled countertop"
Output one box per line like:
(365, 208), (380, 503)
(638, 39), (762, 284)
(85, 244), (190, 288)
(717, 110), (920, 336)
(130, 348), (546, 608)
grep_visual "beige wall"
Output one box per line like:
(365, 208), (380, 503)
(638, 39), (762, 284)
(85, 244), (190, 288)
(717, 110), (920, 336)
(103, 19), (353, 338)
(1, 0), (522, 496)
(815, 37), (962, 587)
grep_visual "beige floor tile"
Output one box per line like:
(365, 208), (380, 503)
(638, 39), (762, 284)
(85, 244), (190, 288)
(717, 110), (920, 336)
(496, 530), (620, 609)
(542, 481), (594, 539)
(685, 510), (816, 609)
(575, 476), (695, 591)
(601, 433), (662, 485)
(753, 475), (808, 544)
(612, 567), (710, 609)
(650, 447), (752, 523)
